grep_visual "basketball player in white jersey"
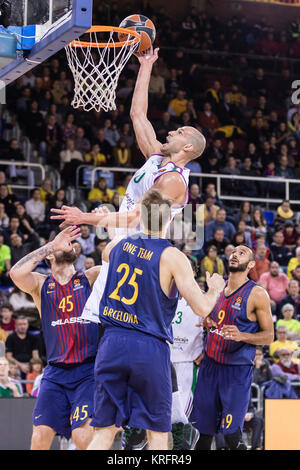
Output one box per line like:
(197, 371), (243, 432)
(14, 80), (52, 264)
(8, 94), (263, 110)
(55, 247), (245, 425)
(170, 256), (204, 423)
(51, 47), (207, 450)
(51, 47), (206, 322)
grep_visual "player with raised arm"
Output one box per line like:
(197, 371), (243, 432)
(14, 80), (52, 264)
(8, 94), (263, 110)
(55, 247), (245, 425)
(51, 47), (207, 450)
(9, 226), (101, 450)
(87, 189), (225, 450)
(190, 245), (274, 451)
(50, 46), (206, 323)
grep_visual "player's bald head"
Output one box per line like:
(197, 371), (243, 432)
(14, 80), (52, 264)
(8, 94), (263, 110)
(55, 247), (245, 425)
(184, 126), (206, 160)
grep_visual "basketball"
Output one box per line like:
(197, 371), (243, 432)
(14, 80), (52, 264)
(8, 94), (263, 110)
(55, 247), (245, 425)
(118, 14), (156, 53)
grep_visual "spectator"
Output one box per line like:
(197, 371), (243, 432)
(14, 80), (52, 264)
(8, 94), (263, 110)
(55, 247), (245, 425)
(270, 231), (293, 267)
(274, 200), (296, 231)
(243, 401), (264, 451)
(25, 357), (43, 396)
(196, 194), (219, 227)
(206, 228), (229, 256)
(0, 234), (11, 285)
(250, 208), (269, 239)
(112, 138), (132, 167)
(287, 246), (300, 279)
(15, 203), (36, 240)
(59, 138), (83, 183)
(72, 241), (86, 272)
(198, 102), (220, 135)
(276, 304), (300, 341)
(93, 128), (112, 161)
(5, 316), (40, 380)
(0, 184), (18, 218)
(60, 112), (77, 144)
(291, 265), (300, 285)
(85, 143), (107, 166)
(84, 256), (96, 270)
(0, 326), (8, 343)
(250, 244), (270, 282)
(9, 231), (40, 267)
(45, 188), (68, 230)
(236, 220), (252, 247)
(89, 237), (109, 266)
(39, 114), (62, 167)
(0, 356), (22, 397)
(0, 202), (9, 229)
(25, 188), (46, 225)
(168, 89), (188, 118)
(199, 245), (225, 281)
(277, 280), (300, 321)
(103, 119), (120, 147)
(282, 221), (299, 250)
(74, 126), (91, 156)
(269, 325), (300, 361)
(205, 208), (236, 242)
(88, 177), (114, 207)
(39, 178), (54, 205)
(7, 359), (22, 386)
(253, 346), (273, 387)
(271, 348), (300, 383)
(258, 262), (290, 311)
(0, 304), (15, 334)
(77, 225), (96, 256)
(149, 64), (166, 96)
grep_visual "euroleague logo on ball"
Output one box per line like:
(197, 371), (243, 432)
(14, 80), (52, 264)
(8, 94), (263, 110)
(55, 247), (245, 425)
(118, 14), (156, 53)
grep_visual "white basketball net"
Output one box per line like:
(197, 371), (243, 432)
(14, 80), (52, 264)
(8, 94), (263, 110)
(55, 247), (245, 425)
(65, 29), (140, 113)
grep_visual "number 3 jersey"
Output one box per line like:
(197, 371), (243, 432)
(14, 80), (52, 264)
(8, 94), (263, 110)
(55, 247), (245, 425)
(99, 234), (178, 343)
(41, 272), (99, 365)
(170, 297), (204, 363)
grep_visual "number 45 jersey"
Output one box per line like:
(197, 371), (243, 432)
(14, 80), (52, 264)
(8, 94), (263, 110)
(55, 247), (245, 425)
(41, 272), (99, 365)
(99, 234), (178, 343)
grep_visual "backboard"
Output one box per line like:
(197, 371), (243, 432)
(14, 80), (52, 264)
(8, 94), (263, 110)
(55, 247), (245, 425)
(0, 0), (92, 87)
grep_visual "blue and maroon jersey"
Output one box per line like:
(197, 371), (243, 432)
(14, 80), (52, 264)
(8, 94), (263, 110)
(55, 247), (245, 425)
(41, 271), (98, 365)
(205, 279), (259, 365)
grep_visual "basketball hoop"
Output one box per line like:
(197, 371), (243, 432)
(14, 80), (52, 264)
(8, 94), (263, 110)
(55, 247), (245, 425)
(65, 26), (141, 113)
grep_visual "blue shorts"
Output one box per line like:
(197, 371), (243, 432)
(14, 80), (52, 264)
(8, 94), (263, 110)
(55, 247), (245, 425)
(190, 354), (253, 435)
(90, 327), (172, 432)
(32, 361), (95, 439)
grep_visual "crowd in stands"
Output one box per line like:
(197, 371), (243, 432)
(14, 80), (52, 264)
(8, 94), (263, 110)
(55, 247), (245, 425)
(1, 0), (300, 449)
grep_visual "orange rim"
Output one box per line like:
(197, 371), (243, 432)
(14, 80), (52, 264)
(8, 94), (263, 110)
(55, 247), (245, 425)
(69, 25), (141, 48)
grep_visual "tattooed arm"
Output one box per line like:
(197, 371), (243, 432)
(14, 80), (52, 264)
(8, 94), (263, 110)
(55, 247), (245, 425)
(10, 226), (81, 298)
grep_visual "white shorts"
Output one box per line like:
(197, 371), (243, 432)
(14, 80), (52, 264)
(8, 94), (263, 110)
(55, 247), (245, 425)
(81, 261), (109, 323)
(173, 361), (198, 417)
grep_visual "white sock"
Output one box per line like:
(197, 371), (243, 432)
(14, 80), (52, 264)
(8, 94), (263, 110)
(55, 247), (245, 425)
(171, 391), (188, 425)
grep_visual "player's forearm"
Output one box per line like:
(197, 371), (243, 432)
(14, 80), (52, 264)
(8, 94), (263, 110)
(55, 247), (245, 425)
(130, 63), (152, 117)
(184, 284), (221, 318)
(238, 329), (274, 345)
(10, 242), (55, 278)
(90, 207), (140, 229)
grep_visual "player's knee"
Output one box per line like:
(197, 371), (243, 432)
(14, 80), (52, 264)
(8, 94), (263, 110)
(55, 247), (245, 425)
(30, 425), (56, 450)
(224, 428), (247, 450)
(72, 421), (93, 450)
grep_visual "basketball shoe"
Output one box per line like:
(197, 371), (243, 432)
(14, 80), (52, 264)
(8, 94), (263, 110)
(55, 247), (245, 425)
(122, 428), (148, 450)
(172, 422), (200, 450)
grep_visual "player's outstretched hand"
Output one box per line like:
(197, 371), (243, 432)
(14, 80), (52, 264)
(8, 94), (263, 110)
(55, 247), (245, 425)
(134, 46), (159, 65)
(50, 205), (84, 228)
(205, 272), (225, 294)
(52, 226), (81, 252)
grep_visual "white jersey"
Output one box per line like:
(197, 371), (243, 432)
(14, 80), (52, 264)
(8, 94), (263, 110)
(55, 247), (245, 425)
(115, 154), (190, 236)
(170, 297), (204, 363)
(82, 155), (190, 323)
